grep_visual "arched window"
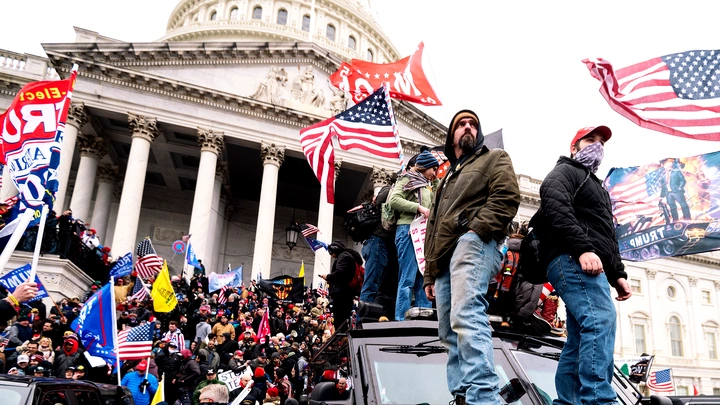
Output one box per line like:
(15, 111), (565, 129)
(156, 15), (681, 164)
(348, 36), (356, 50)
(302, 14), (311, 32)
(326, 24), (336, 41)
(669, 316), (683, 357)
(210, 11), (217, 21)
(277, 9), (288, 25)
(253, 6), (262, 20)
(229, 7), (239, 20)
(366, 49), (373, 61)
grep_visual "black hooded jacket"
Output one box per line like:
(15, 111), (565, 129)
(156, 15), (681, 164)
(326, 250), (362, 296)
(535, 156), (627, 285)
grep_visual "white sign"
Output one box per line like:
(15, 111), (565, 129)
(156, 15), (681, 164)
(409, 216), (428, 276)
(218, 370), (242, 392)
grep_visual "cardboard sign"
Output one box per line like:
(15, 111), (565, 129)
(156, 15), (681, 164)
(409, 216), (428, 276)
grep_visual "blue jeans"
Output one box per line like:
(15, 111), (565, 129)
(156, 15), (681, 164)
(395, 224), (431, 320)
(547, 254), (617, 405)
(435, 232), (502, 404)
(360, 236), (388, 302)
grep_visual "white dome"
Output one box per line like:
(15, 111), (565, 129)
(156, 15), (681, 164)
(160, 0), (400, 63)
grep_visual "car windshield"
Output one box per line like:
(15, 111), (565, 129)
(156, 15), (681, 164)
(0, 386), (29, 405)
(512, 351), (559, 404)
(367, 344), (452, 405)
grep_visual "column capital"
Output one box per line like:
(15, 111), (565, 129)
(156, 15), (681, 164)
(334, 158), (342, 181)
(198, 128), (225, 155)
(260, 141), (285, 167)
(371, 166), (394, 188)
(128, 113), (159, 142)
(67, 103), (89, 129)
(77, 133), (107, 159)
(97, 164), (118, 183)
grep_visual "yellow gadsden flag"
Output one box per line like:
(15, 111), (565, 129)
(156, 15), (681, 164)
(151, 373), (164, 405)
(299, 261), (305, 278)
(151, 262), (178, 312)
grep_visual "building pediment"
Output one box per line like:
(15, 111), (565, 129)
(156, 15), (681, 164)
(41, 40), (446, 149)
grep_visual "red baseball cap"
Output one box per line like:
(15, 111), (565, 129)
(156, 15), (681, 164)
(570, 126), (612, 150)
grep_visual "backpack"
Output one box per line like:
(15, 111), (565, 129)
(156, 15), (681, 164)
(345, 203), (380, 243)
(380, 202), (399, 231)
(348, 262), (365, 295)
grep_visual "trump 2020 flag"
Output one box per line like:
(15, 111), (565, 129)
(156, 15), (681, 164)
(605, 150), (720, 261)
(109, 252), (133, 278)
(0, 68), (78, 229)
(0, 263), (49, 302)
(584, 50), (720, 141)
(71, 283), (116, 362)
(186, 242), (199, 267)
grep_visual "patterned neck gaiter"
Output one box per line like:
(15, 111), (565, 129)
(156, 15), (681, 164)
(574, 141), (604, 173)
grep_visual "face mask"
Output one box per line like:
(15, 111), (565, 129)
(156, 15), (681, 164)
(573, 141), (604, 173)
(168, 348), (177, 354)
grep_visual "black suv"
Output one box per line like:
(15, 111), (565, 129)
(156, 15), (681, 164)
(306, 320), (720, 405)
(0, 375), (134, 405)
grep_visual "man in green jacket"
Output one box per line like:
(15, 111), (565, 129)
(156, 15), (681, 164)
(423, 110), (520, 405)
(193, 369), (228, 405)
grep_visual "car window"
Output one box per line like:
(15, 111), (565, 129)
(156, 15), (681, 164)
(41, 390), (69, 405)
(512, 351), (558, 404)
(75, 390), (102, 404)
(493, 349), (529, 405)
(0, 388), (26, 405)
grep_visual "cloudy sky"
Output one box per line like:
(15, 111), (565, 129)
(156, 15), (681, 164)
(1, 0), (719, 179)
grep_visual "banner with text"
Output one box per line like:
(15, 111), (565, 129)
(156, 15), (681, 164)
(614, 355), (654, 384)
(0, 263), (49, 301)
(410, 216), (427, 276)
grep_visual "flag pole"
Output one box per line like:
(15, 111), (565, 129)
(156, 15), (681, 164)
(142, 355), (150, 393)
(110, 275), (122, 386)
(28, 204), (49, 281)
(0, 209), (35, 271)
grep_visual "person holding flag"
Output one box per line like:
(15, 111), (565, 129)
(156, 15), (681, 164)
(122, 360), (158, 405)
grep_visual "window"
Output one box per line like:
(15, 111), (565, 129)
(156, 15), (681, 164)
(42, 391), (68, 405)
(253, 6), (262, 19)
(630, 278), (642, 294)
(348, 35), (356, 50)
(209, 11), (217, 21)
(277, 9), (288, 24)
(75, 390), (101, 403)
(302, 14), (311, 31)
(367, 48), (374, 61)
(676, 386), (688, 396)
(634, 324), (646, 354)
(229, 7), (238, 20)
(714, 388), (720, 395)
(326, 24), (336, 41)
(707, 331), (718, 359)
(669, 316), (683, 356)
(702, 290), (712, 304)
(667, 285), (677, 300)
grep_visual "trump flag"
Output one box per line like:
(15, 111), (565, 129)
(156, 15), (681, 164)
(71, 283), (117, 362)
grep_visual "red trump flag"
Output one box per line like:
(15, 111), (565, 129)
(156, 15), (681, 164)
(330, 42), (441, 106)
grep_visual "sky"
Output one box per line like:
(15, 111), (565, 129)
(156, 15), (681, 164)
(1, 0), (719, 179)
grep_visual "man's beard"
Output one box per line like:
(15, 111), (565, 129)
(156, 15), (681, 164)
(458, 131), (476, 154)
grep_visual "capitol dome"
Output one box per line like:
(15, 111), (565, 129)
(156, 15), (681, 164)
(159, 0), (400, 63)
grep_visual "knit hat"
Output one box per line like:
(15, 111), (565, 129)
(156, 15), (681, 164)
(180, 349), (193, 359)
(445, 110), (482, 163)
(449, 111), (479, 134)
(414, 150), (439, 170)
(254, 367), (265, 378)
(267, 387), (279, 397)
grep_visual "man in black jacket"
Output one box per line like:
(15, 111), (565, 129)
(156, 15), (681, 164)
(536, 125), (631, 405)
(320, 242), (361, 330)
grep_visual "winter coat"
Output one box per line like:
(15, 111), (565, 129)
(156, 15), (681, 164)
(7, 322), (32, 348)
(177, 358), (202, 389)
(212, 323), (235, 344)
(325, 250), (362, 296)
(536, 156), (627, 285)
(388, 175), (435, 225)
(122, 371), (158, 405)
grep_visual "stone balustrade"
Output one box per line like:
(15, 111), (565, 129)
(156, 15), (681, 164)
(0, 49), (59, 81)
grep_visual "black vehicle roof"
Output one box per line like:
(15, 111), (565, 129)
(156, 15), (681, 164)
(0, 375), (100, 388)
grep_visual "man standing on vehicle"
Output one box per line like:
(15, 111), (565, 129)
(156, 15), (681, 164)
(424, 110), (520, 404)
(536, 126), (631, 404)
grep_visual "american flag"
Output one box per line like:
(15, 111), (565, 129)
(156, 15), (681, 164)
(608, 167), (666, 228)
(300, 86), (403, 204)
(317, 282), (329, 297)
(117, 322), (153, 360)
(218, 285), (230, 305)
(646, 368), (674, 392)
(129, 275), (148, 302)
(584, 50), (720, 141)
(300, 223), (320, 238)
(135, 238), (163, 279)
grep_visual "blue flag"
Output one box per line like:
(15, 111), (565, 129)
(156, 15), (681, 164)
(305, 238), (328, 252)
(71, 284), (116, 363)
(109, 252), (133, 278)
(186, 242), (200, 267)
(231, 265), (243, 287)
(0, 264), (49, 302)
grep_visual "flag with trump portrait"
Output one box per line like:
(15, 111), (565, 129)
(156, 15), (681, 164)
(605, 150), (720, 261)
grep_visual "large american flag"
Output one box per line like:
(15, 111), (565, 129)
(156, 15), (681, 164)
(300, 86), (403, 204)
(608, 167), (666, 229)
(646, 368), (674, 392)
(584, 50), (720, 141)
(117, 322), (153, 360)
(135, 238), (163, 279)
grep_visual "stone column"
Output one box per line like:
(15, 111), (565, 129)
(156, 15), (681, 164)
(111, 113), (158, 256)
(205, 162), (226, 274)
(188, 128), (224, 273)
(0, 167), (17, 201)
(69, 134), (106, 222)
(91, 165), (117, 245)
(312, 159), (341, 288)
(56, 103), (88, 212)
(211, 185), (230, 274)
(371, 166), (393, 195)
(251, 142), (285, 281)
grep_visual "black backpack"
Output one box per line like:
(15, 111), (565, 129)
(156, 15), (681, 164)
(345, 203), (380, 243)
